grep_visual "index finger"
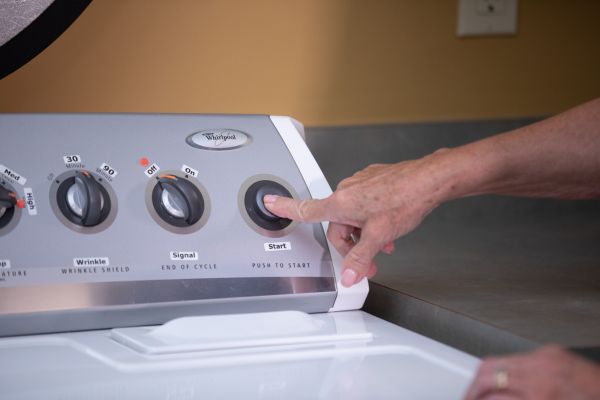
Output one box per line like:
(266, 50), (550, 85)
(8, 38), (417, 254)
(263, 195), (330, 223)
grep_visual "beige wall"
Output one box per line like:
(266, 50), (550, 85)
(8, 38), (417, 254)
(1, 0), (599, 126)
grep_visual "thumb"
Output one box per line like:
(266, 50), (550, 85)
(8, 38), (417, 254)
(341, 231), (382, 287)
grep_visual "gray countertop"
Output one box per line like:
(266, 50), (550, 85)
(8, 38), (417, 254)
(364, 213), (600, 357)
(306, 119), (600, 358)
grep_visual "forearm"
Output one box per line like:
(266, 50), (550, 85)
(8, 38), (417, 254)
(264, 97), (600, 285)
(439, 98), (600, 201)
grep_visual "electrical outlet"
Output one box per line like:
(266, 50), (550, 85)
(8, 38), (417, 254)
(476, 0), (507, 15)
(457, 0), (518, 37)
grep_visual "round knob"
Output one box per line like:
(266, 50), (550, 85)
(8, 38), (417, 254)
(56, 171), (111, 227)
(0, 185), (17, 229)
(151, 175), (204, 227)
(244, 180), (292, 231)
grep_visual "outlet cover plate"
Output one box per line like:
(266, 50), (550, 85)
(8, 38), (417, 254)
(457, 0), (518, 37)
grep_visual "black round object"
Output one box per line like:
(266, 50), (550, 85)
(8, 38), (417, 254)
(56, 171), (111, 227)
(151, 176), (204, 227)
(0, 185), (16, 229)
(244, 180), (292, 231)
(0, 0), (92, 79)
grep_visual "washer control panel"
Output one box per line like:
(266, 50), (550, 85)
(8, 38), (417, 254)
(0, 114), (340, 335)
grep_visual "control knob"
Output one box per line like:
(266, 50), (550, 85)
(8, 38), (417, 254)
(0, 185), (17, 229)
(151, 175), (205, 227)
(56, 170), (111, 227)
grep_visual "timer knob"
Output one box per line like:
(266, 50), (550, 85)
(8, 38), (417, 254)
(0, 185), (17, 229)
(151, 175), (204, 227)
(56, 171), (111, 227)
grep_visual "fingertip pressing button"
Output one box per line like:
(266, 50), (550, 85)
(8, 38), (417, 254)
(255, 186), (286, 221)
(243, 179), (293, 232)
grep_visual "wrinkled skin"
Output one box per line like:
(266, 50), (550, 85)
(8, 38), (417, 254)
(265, 98), (600, 286)
(465, 345), (600, 400)
(265, 149), (453, 286)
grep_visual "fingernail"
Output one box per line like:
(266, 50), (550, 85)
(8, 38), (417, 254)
(382, 242), (395, 254)
(341, 269), (358, 287)
(263, 194), (280, 205)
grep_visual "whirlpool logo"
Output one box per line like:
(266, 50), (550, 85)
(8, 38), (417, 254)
(202, 131), (237, 146)
(186, 129), (252, 150)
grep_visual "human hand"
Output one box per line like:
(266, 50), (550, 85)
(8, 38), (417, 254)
(465, 345), (600, 400)
(263, 150), (455, 287)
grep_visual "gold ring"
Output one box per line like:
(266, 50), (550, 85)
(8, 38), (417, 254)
(494, 366), (509, 391)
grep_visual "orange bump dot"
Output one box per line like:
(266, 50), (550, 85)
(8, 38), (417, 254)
(16, 199), (26, 209)
(140, 157), (150, 167)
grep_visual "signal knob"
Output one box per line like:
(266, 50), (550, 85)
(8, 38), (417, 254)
(151, 175), (205, 227)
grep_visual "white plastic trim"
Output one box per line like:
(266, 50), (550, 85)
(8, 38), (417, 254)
(270, 116), (369, 311)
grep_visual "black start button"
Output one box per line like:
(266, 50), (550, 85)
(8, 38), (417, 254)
(244, 180), (292, 231)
